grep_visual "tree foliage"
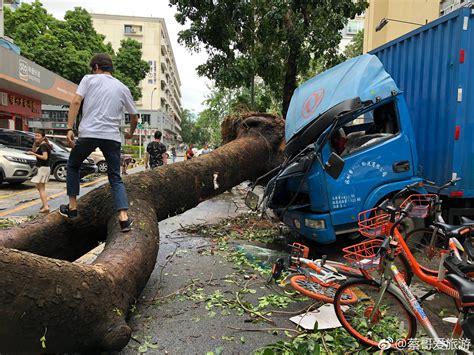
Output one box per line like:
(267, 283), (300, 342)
(170, 0), (367, 117)
(4, 1), (149, 99)
(113, 39), (150, 100)
(181, 83), (280, 148)
(344, 29), (364, 58)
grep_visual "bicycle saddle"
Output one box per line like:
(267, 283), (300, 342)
(446, 273), (474, 304)
(433, 222), (471, 238)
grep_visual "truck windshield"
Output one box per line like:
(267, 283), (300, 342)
(330, 99), (399, 157)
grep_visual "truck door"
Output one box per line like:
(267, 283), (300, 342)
(323, 99), (413, 230)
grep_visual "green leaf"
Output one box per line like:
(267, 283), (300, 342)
(39, 335), (46, 349)
(138, 344), (148, 353)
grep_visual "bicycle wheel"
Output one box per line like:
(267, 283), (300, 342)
(334, 278), (417, 349)
(405, 228), (446, 274)
(289, 274), (357, 304)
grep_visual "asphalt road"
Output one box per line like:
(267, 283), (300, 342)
(0, 156), (185, 218)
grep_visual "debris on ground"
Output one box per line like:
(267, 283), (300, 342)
(122, 209), (372, 354)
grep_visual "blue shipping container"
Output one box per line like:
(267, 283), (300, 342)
(370, 6), (474, 198)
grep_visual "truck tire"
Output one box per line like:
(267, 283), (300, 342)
(53, 163), (67, 182)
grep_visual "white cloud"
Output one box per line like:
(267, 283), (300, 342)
(24, 0), (211, 113)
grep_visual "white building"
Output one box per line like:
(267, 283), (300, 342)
(91, 13), (182, 146)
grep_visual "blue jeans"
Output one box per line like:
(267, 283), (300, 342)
(66, 138), (128, 211)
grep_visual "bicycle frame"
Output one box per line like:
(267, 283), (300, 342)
(371, 226), (469, 343)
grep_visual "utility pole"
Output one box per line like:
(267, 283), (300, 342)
(138, 116), (143, 159)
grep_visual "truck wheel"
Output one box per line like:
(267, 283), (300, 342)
(53, 163), (67, 182)
(97, 161), (108, 173)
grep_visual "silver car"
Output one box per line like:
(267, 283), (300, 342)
(0, 144), (37, 185)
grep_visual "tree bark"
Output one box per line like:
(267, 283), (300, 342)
(0, 114), (284, 352)
(282, 9), (300, 119)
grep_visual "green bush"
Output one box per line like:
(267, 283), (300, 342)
(122, 145), (145, 158)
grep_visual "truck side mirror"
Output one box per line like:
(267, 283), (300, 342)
(245, 190), (260, 211)
(324, 152), (345, 179)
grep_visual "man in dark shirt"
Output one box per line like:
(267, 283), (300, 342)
(145, 131), (167, 169)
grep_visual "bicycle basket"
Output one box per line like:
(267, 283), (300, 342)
(343, 239), (402, 270)
(358, 208), (390, 238)
(399, 194), (437, 218)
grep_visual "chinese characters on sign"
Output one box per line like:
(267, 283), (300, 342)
(331, 194), (361, 209)
(8, 94), (41, 114)
(344, 160), (388, 185)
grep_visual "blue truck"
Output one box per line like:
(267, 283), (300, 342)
(258, 5), (474, 244)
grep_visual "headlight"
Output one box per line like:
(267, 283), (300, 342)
(4, 155), (31, 164)
(305, 219), (326, 229)
(83, 158), (94, 164)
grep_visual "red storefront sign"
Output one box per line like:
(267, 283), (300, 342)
(0, 89), (41, 118)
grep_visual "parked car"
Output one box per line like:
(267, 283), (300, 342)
(48, 136), (108, 173)
(0, 144), (36, 185)
(0, 129), (97, 182)
(50, 138), (108, 173)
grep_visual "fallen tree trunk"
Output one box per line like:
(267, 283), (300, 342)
(0, 114), (284, 352)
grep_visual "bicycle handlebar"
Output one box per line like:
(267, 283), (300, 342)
(424, 177), (461, 194)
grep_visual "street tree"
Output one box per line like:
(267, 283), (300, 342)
(192, 84), (281, 147)
(180, 108), (210, 146)
(114, 39), (150, 100)
(344, 29), (364, 58)
(170, 0), (367, 117)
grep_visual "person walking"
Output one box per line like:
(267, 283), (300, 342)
(144, 130), (167, 169)
(60, 53), (137, 232)
(185, 143), (194, 160)
(170, 145), (177, 163)
(26, 131), (52, 213)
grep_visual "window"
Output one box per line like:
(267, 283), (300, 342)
(331, 100), (399, 157)
(346, 20), (363, 34)
(125, 114), (131, 124)
(124, 25), (142, 34)
(141, 114), (150, 124)
(20, 135), (34, 149)
(0, 132), (19, 148)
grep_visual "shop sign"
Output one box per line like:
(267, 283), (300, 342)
(19, 59), (41, 84)
(0, 90), (41, 117)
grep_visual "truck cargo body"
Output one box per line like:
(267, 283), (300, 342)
(371, 6), (474, 221)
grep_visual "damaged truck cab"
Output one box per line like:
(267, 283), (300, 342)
(267, 54), (421, 244)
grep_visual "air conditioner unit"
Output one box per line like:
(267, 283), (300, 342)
(0, 92), (8, 106)
(130, 28), (137, 33)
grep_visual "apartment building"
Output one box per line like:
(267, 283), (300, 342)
(91, 13), (182, 146)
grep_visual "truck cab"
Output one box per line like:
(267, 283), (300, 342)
(267, 54), (421, 244)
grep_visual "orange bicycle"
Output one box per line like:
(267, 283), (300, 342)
(333, 200), (474, 351)
(270, 242), (411, 304)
